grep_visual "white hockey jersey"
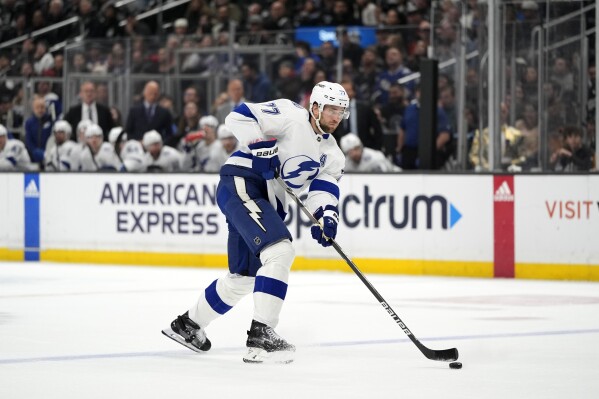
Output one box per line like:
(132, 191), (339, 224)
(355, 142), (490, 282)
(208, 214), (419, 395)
(224, 99), (345, 214)
(345, 147), (399, 173)
(44, 140), (79, 171)
(120, 140), (146, 172)
(79, 142), (122, 171)
(0, 139), (32, 171)
(144, 146), (184, 172)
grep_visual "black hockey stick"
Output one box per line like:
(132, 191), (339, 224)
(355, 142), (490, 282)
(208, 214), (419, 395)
(275, 175), (458, 362)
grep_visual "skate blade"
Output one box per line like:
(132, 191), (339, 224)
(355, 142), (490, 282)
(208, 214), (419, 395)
(161, 328), (207, 353)
(243, 347), (294, 364)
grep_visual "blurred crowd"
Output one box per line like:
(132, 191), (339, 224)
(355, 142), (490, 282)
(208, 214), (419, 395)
(0, 0), (596, 173)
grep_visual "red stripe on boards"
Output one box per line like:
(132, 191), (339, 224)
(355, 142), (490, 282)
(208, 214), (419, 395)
(493, 176), (515, 278)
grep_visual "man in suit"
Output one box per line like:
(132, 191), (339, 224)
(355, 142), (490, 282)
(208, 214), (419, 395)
(64, 81), (114, 141)
(125, 81), (174, 141)
(333, 80), (384, 152)
(216, 79), (245, 124)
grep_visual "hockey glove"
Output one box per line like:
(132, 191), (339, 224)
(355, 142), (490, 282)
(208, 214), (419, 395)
(248, 139), (280, 180)
(311, 205), (339, 247)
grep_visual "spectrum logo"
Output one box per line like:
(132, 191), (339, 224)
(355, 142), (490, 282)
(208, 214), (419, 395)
(339, 186), (462, 230)
(286, 186), (463, 239)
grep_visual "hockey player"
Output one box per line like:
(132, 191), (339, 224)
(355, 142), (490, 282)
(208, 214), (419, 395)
(44, 120), (79, 172)
(142, 130), (184, 172)
(0, 124), (33, 171)
(340, 133), (400, 173)
(163, 81), (349, 364)
(108, 127), (146, 172)
(203, 124), (239, 172)
(181, 115), (219, 171)
(78, 123), (122, 171)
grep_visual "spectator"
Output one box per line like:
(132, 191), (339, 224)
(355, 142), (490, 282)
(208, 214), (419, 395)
(469, 102), (525, 171)
(355, 0), (379, 26)
(33, 41), (54, 75)
(44, 120), (78, 172)
(211, 4), (231, 38)
(96, 83), (109, 106)
(185, 0), (212, 32)
(182, 86), (203, 113)
(119, 11), (151, 38)
(143, 130), (184, 172)
(296, 0), (322, 27)
(171, 101), (201, 148)
(515, 102), (540, 169)
(550, 57), (575, 99)
(86, 43), (108, 74)
(330, 0), (358, 26)
(319, 41), (337, 78)
(125, 81), (174, 141)
(354, 47), (380, 102)
(439, 86), (457, 135)
(110, 106), (123, 127)
(241, 61), (272, 103)
(340, 29), (363, 69)
(24, 97), (53, 166)
(238, 15), (272, 46)
(216, 79), (245, 124)
(0, 123), (32, 171)
(65, 81), (114, 142)
(78, 123), (122, 171)
(71, 52), (90, 73)
(341, 133), (399, 173)
(396, 86), (452, 170)
(107, 42), (127, 74)
(333, 80), (383, 151)
(263, 1), (293, 44)
(274, 61), (302, 103)
(378, 82), (407, 155)
(406, 40), (427, 72)
(90, 4), (121, 39)
(0, 93), (24, 138)
(551, 126), (593, 172)
(173, 18), (189, 39)
(374, 46), (414, 104)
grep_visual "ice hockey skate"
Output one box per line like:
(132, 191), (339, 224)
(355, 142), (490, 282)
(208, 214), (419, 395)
(162, 312), (211, 353)
(243, 320), (295, 364)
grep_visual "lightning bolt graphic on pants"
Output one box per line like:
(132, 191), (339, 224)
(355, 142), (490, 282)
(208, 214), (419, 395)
(234, 177), (266, 232)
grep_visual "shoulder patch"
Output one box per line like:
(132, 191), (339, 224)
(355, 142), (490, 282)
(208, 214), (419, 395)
(320, 153), (327, 167)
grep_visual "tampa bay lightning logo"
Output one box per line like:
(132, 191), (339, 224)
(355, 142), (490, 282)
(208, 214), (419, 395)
(281, 155), (320, 189)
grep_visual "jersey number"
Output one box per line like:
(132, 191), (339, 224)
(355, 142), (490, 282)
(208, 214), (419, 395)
(260, 102), (280, 115)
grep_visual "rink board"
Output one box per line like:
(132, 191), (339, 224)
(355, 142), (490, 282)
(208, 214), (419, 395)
(0, 172), (598, 281)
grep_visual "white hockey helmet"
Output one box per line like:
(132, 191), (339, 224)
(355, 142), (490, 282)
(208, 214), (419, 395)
(53, 120), (72, 137)
(199, 115), (219, 129)
(77, 119), (92, 135)
(108, 127), (125, 146)
(142, 130), (162, 148)
(340, 133), (362, 154)
(217, 125), (234, 139)
(0, 124), (7, 136)
(309, 81), (350, 120)
(84, 123), (103, 138)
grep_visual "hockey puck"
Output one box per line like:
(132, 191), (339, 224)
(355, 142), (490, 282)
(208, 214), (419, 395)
(449, 362), (462, 369)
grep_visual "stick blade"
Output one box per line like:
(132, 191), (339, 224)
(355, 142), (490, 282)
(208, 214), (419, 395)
(424, 347), (459, 362)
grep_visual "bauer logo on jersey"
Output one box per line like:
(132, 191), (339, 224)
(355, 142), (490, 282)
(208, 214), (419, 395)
(281, 155), (320, 189)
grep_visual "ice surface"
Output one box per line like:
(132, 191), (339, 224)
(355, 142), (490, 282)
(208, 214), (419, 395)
(0, 262), (598, 399)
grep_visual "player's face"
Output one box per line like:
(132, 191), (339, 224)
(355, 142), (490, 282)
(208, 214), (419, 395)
(54, 130), (67, 145)
(319, 105), (345, 133)
(86, 135), (102, 153)
(148, 142), (161, 158)
(221, 137), (236, 153)
(0, 135), (6, 151)
(348, 146), (362, 163)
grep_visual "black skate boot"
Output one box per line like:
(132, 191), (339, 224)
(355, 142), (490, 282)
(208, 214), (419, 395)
(162, 312), (211, 353)
(243, 320), (295, 364)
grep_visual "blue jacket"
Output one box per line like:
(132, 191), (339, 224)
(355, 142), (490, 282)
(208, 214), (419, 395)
(25, 114), (53, 163)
